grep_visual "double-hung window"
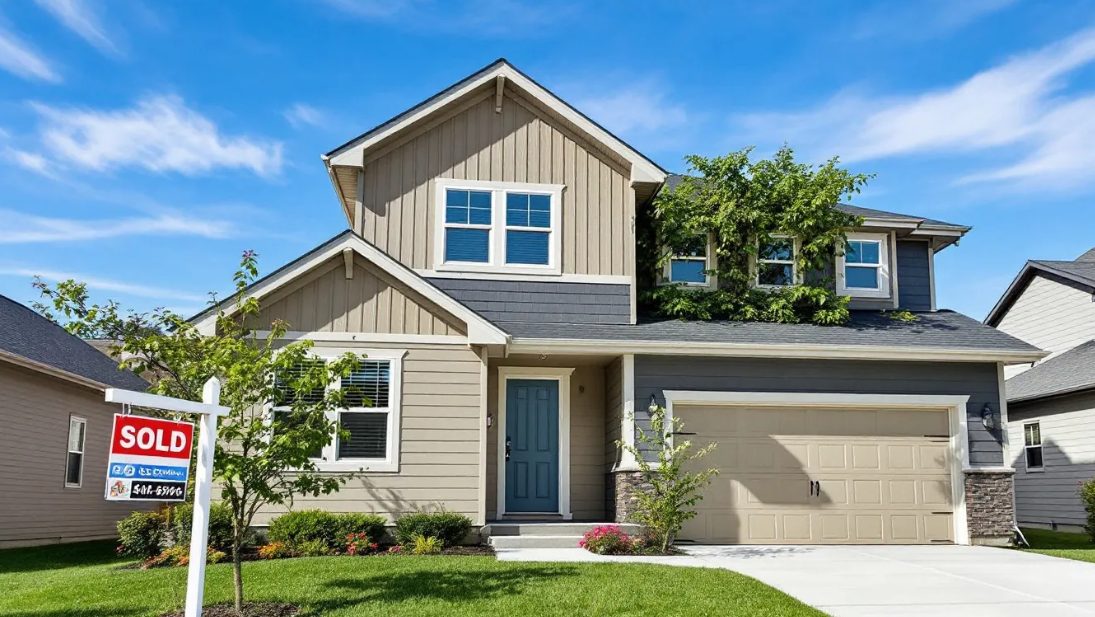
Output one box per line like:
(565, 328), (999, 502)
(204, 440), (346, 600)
(664, 234), (715, 288)
(65, 416), (86, 488)
(1024, 422), (1043, 471)
(837, 232), (891, 298)
(435, 180), (563, 274)
(757, 236), (797, 287)
(272, 359), (327, 460)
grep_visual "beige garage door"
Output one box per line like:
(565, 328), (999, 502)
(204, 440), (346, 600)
(677, 404), (954, 545)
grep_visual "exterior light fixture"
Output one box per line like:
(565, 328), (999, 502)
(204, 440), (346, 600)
(980, 403), (997, 431)
(649, 394), (659, 413)
(486, 413), (493, 429)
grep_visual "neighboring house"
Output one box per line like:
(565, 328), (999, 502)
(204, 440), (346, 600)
(0, 294), (150, 548)
(986, 248), (1095, 532)
(192, 59), (1042, 547)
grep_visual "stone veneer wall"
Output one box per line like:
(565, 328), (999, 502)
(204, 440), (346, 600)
(965, 469), (1016, 546)
(612, 471), (644, 523)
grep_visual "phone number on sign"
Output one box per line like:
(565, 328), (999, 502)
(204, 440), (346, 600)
(130, 480), (186, 500)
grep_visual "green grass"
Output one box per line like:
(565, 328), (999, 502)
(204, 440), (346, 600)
(0, 541), (826, 617)
(1019, 527), (1095, 564)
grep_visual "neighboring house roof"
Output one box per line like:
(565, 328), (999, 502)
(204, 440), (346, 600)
(0, 294), (147, 391)
(984, 248), (1095, 326)
(1007, 339), (1095, 403)
(498, 310), (1045, 363)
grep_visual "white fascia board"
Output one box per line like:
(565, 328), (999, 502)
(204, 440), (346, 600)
(663, 390), (971, 409)
(858, 219), (921, 230)
(507, 338), (1048, 364)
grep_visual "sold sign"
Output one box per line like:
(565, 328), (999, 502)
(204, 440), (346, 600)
(105, 414), (194, 502)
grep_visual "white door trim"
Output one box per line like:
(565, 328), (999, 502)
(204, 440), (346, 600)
(662, 390), (972, 545)
(496, 366), (574, 521)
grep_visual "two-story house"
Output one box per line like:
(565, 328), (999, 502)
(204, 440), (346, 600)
(191, 59), (1042, 547)
(986, 249), (1095, 532)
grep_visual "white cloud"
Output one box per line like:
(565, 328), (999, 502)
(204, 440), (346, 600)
(0, 27), (60, 82)
(0, 209), (235, 244)
(574, 86), (689, 136)
(853, 0), (1019, 40)
(33, 0), (118, 56)
(30, 95), (283, 177)
(5, 148), (54, 177)
(317, 0), (572, 35)
(732, 26), (1095, 189)
(0, 267), (204, 302)
(283, 103), (324, 129)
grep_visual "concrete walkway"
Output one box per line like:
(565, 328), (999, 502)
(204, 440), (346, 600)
(495, 545), (1095, 616)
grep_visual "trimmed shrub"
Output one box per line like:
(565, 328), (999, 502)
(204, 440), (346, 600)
(333, 513), (388, 545)
(258, 542), (294, 560)
(267, 510), (387, 549)
(173, 501), (236, 552)
(410, 535), (443, 555)
(394, 511), (472, 547)
(117, 511), (166, 560)
(297, 539), (334, 557)
(1080, 478), (1095, 542)
(579, 525), (635, 555)
(144, 546), (226, 569)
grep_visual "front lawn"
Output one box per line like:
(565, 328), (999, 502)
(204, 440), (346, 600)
(0, 541), (826, 617)
(1019, 527), (1095, 564)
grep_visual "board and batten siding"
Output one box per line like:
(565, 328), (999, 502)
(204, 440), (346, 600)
(634, 356), (1005, 466)
(255, 343), (484, 525)
(1008, 391), (1095, 529)
(257, 255), (465, 336)
(359, 90), (632, 277)
(997, 274), (1095, 379)
(0, 363), (155, 548)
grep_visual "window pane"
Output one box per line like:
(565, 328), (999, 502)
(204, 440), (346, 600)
(505, 193), (529, 227)
(445, 228), (490, 263)
(845, 265), (878, 289)
(338, 412), (388, 459)
(860, 241), (880, 264)
(68, 420), (85, 452)
(275, 360), (327, 406)
(670, 259), (706, 283)
(758, 263), (793, 286)
(445, 189), (469, 208)
(1025, 423), (1041, 446)
(343, 360), (390, 408)
(445, 206), (468, 224)
(760, 238), (793, 261)
(529, 195), (551, 228)
(1026, 446), (1043, 468)
(274, 412), (323, 458)
(506, 230), (550, 265)
(66, 452), (82, 485)
(469, 190), (492, 208)
(676, 235), (707, 258)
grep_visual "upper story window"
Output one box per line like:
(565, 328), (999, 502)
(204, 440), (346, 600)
(663, 234), (715, 288)
(757, 236), (797, 288)
(434, 179), (563, 275)
(837, 232), (891, 299)
(1024, 422), (1043, 471)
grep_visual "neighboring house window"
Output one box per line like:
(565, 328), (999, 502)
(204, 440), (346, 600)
(664, 234), (714, 287)
(434, 179), (563, 275)
(757, 236), (797, 287)
(837, 232), (891, 298)
(1024, 422), (1044, 471)
(65, 416), (86, 488)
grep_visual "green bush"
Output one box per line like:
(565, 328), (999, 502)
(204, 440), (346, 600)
(410, 534), (443, 555)
(268, 510), (387, 548)
(173, 502), (236, 551)
(297, 539), (333, 557)
(1080, 479), (1095, 542)
(117, 510), (166, 560)
(395, 511), (472, 547)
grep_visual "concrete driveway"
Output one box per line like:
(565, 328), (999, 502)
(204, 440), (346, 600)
(680, 544), (1095, 616)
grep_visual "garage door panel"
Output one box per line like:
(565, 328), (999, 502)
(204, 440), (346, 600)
(744, 475), (812, 506)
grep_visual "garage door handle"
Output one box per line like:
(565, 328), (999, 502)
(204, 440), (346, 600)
(815, 480), (821, 496)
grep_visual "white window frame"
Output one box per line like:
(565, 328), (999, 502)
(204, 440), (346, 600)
(754, 234), (800, 289)
(1024, 421), (1044, 472)
(433, 179), (564, 276)
(269, 348), (406, 473)
(661, 232), (717, 289)
(65, 416), (86, 488)
(837, 231), (891, 299)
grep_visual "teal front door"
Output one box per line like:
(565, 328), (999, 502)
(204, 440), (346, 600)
(505, 379), (559, 513)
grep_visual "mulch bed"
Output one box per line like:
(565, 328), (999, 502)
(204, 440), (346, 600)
(161, 602), (298, 617)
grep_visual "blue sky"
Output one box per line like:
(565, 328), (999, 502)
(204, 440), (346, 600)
(1, 0), (1094, 320)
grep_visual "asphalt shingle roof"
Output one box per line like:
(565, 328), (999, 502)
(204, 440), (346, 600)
(1007, 340), (1095, 403)
(0, 294), (146, 390)
(1030, 259), (1095, 288)
(497, 310), (1040, 353)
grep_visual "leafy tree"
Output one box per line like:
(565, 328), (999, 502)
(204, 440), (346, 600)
(616, 404), (719, 553)
(639, 146), (870, 324)
(33, 251), (364, 615)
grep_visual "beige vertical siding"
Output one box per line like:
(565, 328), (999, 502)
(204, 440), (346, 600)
(0, 363), (154, 548)
(997, 274), (1095, 379)
(257, 255), (465, 335)
(256, 343), (484, 525)
(360, 90), (632, 276)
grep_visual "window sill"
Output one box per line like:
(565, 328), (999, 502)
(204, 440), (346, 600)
(1025, 467), (1045, 473)
(64, 483), (81, 489)
(841, 289), (891, 300)
(315, 461), (399, 473)
(435, 262), (561, 277)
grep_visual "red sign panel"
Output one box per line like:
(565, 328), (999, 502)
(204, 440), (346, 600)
(109, 415), (194, 460)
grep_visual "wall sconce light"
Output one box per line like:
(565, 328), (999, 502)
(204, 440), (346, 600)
(649, 394), (659, 413)
(486, 413), (493, 429)
(980, 404), (997, 431)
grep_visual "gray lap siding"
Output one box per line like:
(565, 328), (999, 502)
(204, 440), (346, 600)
(427, 279), (631, 325)
(634, 356), (1003, 466)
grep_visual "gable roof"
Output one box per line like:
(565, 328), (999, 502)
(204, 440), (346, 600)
(323, 58), (667, 186)
(1007, 339), (1095, 403)
(188, 230), (509, 345)
(0, 294), (147, 391)
(985, 251), (1095, 326)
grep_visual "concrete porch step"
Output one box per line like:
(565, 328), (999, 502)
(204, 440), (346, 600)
(488, 535), (585, 549)
(484, 522), (642, 537)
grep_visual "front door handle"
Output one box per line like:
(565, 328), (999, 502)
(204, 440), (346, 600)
(505, 438), (511, 462)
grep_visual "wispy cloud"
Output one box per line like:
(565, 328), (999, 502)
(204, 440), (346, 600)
(316, 0), (574, 35)
(0, 267), (204, 302)
(853, 0), (1020, 40)
(33, 0), (119, 56)
(4, 148), (55, 177)
(732, 26), (1095, 190)
(283, 103), (324, 129)
(0, 27), (60, 82)
(575, 85), (689, 137)
(28, 95), (283, 176)
(0, 209), (236, 244)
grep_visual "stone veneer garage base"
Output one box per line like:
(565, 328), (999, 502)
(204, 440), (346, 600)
(612, 469), (1016, 546)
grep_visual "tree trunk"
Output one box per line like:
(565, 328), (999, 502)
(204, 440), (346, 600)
(233, 539), (244, 615)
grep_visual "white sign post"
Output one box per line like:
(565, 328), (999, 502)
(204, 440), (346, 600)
(105, 377), (230, 617)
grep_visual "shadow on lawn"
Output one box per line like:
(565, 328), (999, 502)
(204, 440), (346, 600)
(311, 565), (577, 612)
(4, 608), (144, 617)
(0, 540), (126, 574)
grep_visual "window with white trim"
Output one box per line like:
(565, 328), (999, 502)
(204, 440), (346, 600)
(1024, 422), (1043, 471)
(434, 179), (563, 275)
(837, 232), (891, 298)
(757, 236), (797, 287)
(663, 234), (715, 288)
(65, 416), (86, 488)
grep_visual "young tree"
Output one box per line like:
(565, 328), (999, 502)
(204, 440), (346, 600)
(616, 403), (720, 553)
(34, 251), (364, 615)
